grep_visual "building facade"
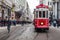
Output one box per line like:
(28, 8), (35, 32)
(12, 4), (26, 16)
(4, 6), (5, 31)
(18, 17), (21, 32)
(0, 0), (12, 20)
(0, 0), (32, 23)
(52, 0), (59, 19)
(13, 0), (32, 22)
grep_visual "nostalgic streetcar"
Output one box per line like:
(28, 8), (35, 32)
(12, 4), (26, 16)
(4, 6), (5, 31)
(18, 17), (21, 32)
(33, 4), (49, 30)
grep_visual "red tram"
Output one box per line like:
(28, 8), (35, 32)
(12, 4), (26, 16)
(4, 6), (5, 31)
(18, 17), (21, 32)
(33, 4), (49, 30)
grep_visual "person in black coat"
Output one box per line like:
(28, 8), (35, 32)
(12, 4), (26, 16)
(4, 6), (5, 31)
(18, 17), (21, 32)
(7, 19), (11, 33)
(57, 19), (60, 28)
(53, 19), (57, 27)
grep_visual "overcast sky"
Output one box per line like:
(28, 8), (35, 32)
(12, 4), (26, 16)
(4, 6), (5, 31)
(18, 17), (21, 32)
(26, 0), (52, 13)
(26, 0), (39, 13)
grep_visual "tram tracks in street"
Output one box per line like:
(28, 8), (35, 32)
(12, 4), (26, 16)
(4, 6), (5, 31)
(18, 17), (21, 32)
(33, 32), (39, 40)
(45, 31), (49, 40)
(33, 30), (49, 40)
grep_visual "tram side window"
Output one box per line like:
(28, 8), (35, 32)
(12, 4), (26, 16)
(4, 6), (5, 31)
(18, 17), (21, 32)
(43, 11), (45, 18)
(36, 11), (38, 18)
(39, 11), (41, 17)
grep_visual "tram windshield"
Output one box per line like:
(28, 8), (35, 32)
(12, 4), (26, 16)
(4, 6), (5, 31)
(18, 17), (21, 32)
(39, 11), (48, 18)
(35, 11), (48, 18)
(43, 11), (45, 17)
(39, 11), (41, 17)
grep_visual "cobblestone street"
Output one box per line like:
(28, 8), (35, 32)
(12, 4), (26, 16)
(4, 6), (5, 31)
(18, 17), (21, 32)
(0, 24), (60, 40)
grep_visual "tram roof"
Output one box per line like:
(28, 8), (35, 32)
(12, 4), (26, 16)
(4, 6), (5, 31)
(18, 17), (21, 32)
(36, 4), (48, 9)
(35, 8), (48, 11)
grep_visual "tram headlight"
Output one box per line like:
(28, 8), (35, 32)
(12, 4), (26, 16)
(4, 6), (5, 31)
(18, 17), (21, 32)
(41, 22), (43, 25)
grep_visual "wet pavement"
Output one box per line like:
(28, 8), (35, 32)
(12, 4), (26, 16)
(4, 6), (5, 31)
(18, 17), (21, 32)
(0, 24), (60, 40)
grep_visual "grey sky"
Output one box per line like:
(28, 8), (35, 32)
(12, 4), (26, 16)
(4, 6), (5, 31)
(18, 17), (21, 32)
(26, 0), (52, 13)
(26, 0), (39, 13)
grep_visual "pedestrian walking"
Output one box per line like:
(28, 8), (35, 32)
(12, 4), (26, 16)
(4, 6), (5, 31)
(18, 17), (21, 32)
(57, 19), (60, 28)
(49, 17), (53, 26)
(53, 19), (57, 27)
(49, 19), (51, 26)
(7, 19), (11, 33)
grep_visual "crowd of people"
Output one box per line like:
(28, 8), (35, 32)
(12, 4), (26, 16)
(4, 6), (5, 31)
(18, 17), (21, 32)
(49, 19), (60, 28)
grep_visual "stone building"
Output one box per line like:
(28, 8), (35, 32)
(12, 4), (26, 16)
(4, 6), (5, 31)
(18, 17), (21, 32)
(52, 0), (59, 19)
(0, 0), (12, 20)
(0, 0), (32, 23)
(13, 0), (32, 22)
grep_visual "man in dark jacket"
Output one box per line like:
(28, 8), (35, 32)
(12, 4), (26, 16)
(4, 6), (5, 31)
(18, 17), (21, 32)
(7, 19), (11, 33)
(53, 19), (57, 27)
(57, 19), (60, 28)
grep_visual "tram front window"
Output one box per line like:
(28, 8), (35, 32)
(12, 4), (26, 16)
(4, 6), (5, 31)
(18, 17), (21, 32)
(46, 11), (48, 18)
(39, 11), (46, 18)
(39, 11), (41, 17)
(43, 11), (45, 18)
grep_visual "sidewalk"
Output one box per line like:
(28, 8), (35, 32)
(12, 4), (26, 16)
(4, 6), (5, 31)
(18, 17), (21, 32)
(50, 25), (60, 31)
